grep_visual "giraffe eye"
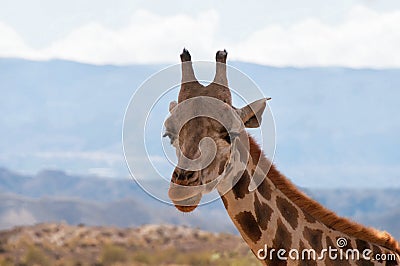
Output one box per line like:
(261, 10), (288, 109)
(221, 133), (231, 144)
(222, 131), (239, 144)
(163, 131), (176, 144)
(223, 135), (231, 144)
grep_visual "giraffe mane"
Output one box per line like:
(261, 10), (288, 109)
(248, 135), (400, 254)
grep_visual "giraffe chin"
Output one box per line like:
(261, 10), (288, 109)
(172, 194), (202, 213)
(174, 204), (198, 212)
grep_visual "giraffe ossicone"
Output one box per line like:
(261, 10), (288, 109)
(165, 49), (400, 265)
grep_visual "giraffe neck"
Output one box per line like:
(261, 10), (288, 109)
(217, 136), (400, 265)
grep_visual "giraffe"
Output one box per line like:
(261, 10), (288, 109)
(164, 49), (400, 265)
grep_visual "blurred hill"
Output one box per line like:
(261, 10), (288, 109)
(0, 223), (259, 266)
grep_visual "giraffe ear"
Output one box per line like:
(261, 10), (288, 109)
(236, 98), (270, 128)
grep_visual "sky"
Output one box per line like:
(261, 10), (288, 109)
(1, 0), (400, 67)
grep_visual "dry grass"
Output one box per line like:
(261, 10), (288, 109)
(0, 223), (262, 266)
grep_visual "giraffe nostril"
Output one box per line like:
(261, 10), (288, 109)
(186, 171), (194, 180)
(173, 171), (178, 179)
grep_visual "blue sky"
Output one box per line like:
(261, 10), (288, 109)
(1, 0), (400, 67)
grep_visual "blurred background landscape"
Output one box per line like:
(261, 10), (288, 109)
(1, 0), (400, 265)
(0, 58), (399, 265)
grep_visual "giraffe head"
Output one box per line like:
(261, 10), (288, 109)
(165, 49), (269, 212)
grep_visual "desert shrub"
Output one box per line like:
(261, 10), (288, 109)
(23, 246), (50, 266)
(227, 257), (262, 266)
(132, 251), (152, 264)
(131, 249), (174, 265)
(99, 244), (127, 265)
(0, 256), (14, 266)
(172, 251), (211, 266)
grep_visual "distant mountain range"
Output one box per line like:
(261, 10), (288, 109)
(0, 168), (233, 233)
(0, 58), (399, 188)
(0, 168), (399, 240)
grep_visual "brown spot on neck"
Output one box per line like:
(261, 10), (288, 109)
(355, 258), (374, 266)
(324, 237), (351, 266)
(234, 211), (262, 244)
(249, 136), (272, 202)
(355, 239), (370, 253)
(372, 245), (383, 263)
(304, 212), (316, 223)
(232, 170), (250, 200)
(303, 227), (323, 253)
(267, 218), (291, 265)
(273, 218), (292, 250)
(299, 240), (317, 266)
(355, 239), (374, 266)
(257, 178), (272, 201)
(276, 196), (299, 230)
(340, 237), (354, 254)
(385, 257), (399, 266)
(326, 236), (335, 249)
(254, 193), (273, 230)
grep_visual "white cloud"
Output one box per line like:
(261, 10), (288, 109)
(0, 6), (399, 67)
(43, 9), (220, 64)
(88, 167), (117, 178)
(232, 5), (400, 67)
(0, 209), (37, 229)
(0, 22), (37, 59)
(34, 151), (123, 165)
